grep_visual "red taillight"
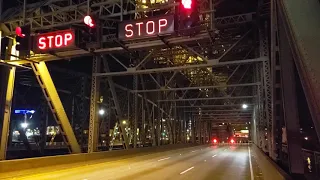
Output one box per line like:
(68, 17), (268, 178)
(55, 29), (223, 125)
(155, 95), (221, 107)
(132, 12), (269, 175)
(213, 139), (217, 143)
(230, 139), (235, 143)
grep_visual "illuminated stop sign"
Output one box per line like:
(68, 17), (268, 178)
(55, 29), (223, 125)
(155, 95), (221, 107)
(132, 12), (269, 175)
(34, 29), (76, 52)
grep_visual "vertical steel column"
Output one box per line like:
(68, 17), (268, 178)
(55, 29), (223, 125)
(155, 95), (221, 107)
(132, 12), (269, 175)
(252, 105), (258, 145)
(88, 56), (101, 153)
(180, 113), (184, 143)
(102, 56), (129, 149)
(191, 117), (195, 143)
(259, 21), (273, 156)
(270, 0), (282, 162)
(156, 74), (161, 146)
(140, 75), (151, 146)
(70, 97), (75, 128)
(203, 121), (206, 143)
(79, 77), (86, 146)
(133, 75), (138, 148)
(0, 40), (16, 160)
(256, 63), (265, 150)
(183, 111), (186, 143)
(173, 102), (176, 144)
(208, 121), (212, 143)
(278, 10), (304, 175)
(196, 117), (200, 144)
(152, 105), (156, 146)
(23, 0), (26, 24)
(141, 99), (146, 146)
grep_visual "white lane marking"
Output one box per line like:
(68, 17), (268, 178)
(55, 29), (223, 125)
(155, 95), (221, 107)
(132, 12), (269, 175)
(191, 150), (196, 153)
(212, 155), (217, 158)
(248, 146), (254, 180)
(158, 157), (171, 162)
(180, 166), (195, 175)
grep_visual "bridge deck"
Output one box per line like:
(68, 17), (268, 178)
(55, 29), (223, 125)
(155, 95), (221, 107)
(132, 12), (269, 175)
(1, 145), (263, 180)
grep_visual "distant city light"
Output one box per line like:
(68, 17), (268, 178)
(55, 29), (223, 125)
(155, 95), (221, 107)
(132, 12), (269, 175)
(21, 122), (28, 129)
(99, 109), (105, 115)
(122, 120), (127, 125)
(242, 104), (248, 109)
(304, 137), (308, 140)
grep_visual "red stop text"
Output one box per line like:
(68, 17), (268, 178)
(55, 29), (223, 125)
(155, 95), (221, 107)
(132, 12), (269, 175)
(35, 29), (75, 52)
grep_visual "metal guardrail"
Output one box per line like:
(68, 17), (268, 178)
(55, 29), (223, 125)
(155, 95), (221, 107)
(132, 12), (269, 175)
(282, 144), (320, 179)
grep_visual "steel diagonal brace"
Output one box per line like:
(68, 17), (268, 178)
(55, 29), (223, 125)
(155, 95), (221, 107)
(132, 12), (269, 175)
(135, 49), (155, 70)
(31, 62), (81, 153)
(217, 30), (251, 61)
(102, 55), (129, 149)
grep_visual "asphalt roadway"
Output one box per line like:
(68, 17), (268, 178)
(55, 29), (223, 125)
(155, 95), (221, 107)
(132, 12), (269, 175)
(5, 145), (263, 180)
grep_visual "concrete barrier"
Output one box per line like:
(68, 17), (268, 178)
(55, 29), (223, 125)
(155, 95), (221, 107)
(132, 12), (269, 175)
(251, 144), (292, 180)
(0, 143), (203, 178)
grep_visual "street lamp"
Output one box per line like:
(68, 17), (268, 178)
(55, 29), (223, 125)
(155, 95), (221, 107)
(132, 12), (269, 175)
(99, 109), (105, 115)
(21, 122), (28, 129)
(242, 104), (248, 109)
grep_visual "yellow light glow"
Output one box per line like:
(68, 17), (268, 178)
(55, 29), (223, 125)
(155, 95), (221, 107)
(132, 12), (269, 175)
(240, 130), (249, 133)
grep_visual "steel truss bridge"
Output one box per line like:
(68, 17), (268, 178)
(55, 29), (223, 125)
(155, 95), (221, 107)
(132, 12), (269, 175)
(0, 0), (320, 179)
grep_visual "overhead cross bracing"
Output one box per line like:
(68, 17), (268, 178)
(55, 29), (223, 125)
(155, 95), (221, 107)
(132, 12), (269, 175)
(0, 0), (254, 64)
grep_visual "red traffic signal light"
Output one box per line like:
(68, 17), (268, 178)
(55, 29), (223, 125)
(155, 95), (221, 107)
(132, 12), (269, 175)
(182, 0), (192, 9)
(84, 15), (95, 28)
(178, 0), (199, 33)
(15, 25), (31, 57)
(15, 27), (25, 37)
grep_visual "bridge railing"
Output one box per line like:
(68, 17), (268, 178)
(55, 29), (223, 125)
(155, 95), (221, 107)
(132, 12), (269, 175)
(282, 144), (320, 179)
(211, 142), (252, 146)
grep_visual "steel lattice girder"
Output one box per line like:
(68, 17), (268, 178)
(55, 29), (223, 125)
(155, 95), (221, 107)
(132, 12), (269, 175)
(1, 0), (253, 34)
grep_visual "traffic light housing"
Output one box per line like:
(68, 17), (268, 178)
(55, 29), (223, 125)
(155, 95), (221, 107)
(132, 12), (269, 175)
(79, 15), (101, 50)
(15, 25), (31, 57)
(75, 15), (101, 50)
(178, 0), (200, 35)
